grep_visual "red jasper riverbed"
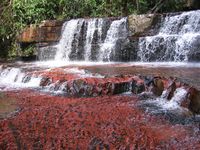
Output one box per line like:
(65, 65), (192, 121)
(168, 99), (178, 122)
(0, 90), (200, 149)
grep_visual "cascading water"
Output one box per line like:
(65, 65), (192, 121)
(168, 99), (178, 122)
(138, 10), (200, 62)
(55, 19), (84, 60)
(98, 18), (128, 61)
(38, 17), (128, 62)
(0, 67), (42, 89)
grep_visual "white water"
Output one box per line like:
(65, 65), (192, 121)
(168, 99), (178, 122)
(51, 17), (128, 62)
(139, 88), (189, 114)
(99, 18), (128, 61)
(0, 67), (42, 89)
(84, 19), (104, 61)
(55, 19), (84, 60)
(0, 64), (105, 91)
(84, 19), (97, 61)
(138, 10), (200, 62)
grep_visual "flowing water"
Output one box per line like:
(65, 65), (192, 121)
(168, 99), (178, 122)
(38, 17), (128, 61)
(1, 10), (200, 122)
(138, 10), (200, 62)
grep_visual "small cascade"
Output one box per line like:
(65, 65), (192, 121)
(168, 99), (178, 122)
(0, 67), (42, 88)
(138, 10), (200, 62)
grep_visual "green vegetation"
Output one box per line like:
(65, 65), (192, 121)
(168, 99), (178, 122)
(0, 0), (195, 59)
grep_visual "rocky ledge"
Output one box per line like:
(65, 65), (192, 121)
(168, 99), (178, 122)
(18, 20), (63, 47)
(2, 65), (198, 115)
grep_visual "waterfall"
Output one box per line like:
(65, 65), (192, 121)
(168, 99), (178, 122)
(138, 10), (200, 62)
(38, 17), (128, 62)
(37, 10), (200, 62)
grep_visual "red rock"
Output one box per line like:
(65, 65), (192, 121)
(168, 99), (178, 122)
(164, 79), (176, 100)
(18, 20), (62, 43)
(151, 77), (164, 96)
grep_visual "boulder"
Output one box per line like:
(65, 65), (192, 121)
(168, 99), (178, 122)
(145, 77), (164, 96)
(72, 79), (87, 96)
(128, 14), (154, 36)
(111, 82), (130, 94)
(187, 88), (200, 114)
(40, 77), (51, 86)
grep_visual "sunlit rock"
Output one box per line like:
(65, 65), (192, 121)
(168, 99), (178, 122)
(128, 14), (154, 36)
(18, 20), (63, 43)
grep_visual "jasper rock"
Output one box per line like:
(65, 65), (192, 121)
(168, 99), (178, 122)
(151, 77), (164, 96)
(88, 137), (109, 150)
(40, 77), (51, 86)
(180, 96), (190, 109)
(18, 20), (62, 43)
(132, 80), (145, 94)
(73, 79), (87, 96)
(145, 77), (164, 96)
(187, 88), (200, 114)
(163, 80), (176, 100)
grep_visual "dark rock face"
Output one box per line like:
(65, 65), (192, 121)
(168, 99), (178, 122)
(187, 35), (200, 61)
(143, 77), (164, 96)
(191, 0), (200, 9)
(187, 88), (200, 114)
(131, 80), (145, 94)
(151, 78), (164, 96)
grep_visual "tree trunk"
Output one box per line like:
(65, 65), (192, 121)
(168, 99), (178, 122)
(148, 0), (167, 13)
(122, 0), (128, 16)
(136, 0), (139, 12)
